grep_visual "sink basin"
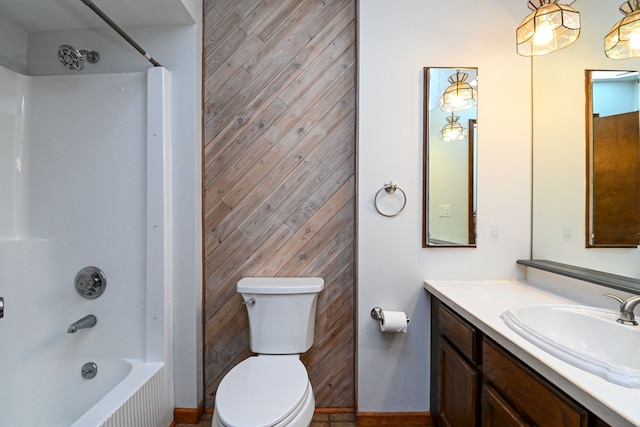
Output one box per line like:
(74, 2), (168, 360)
(501, 304), (640, 388)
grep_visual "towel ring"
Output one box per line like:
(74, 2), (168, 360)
(374, 181), (407, 217)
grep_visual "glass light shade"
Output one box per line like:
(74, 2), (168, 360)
(516, 0), (581, 56)
(440, 114), (467, 142)
(605, 1), (640, 59)
(439, 72), (478, 112)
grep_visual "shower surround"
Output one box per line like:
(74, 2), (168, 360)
(0, 64), (173, 427)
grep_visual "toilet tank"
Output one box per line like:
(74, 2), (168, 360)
(237, 277), (324, 354)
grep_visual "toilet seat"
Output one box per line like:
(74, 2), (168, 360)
(215, 355), (311, 427)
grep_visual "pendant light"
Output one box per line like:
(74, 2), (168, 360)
(516, 0), (581, 56)
(440, 114), (467, 142)
(439, 71), (477, 113)
(605, 1), (640, 59)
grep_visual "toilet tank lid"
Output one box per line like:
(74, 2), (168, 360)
(237, 277), (324, 294)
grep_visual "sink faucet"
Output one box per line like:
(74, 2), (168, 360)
(67, 314), (97, 333)
(604, 294), (640, 325)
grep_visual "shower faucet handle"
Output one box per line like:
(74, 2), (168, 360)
(0, 297), (4, 319)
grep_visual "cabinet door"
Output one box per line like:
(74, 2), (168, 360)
(482, 383), (531, 427)
(439, 338), (480, 427)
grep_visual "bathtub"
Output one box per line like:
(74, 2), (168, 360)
(71, 360), (170, 427)
(0, 65), (173, 427)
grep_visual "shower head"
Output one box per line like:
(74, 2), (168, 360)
(57, 45), (100, 71)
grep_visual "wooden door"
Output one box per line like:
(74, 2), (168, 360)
(592, 111), (640, 246)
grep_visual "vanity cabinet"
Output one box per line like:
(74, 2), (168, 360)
(430, 296), (610, 427)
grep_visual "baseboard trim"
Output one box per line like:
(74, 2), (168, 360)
(356, 411), (435, 427)
(174, 401), (205, 424)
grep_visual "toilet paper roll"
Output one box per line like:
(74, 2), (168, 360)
(379, 310), (408, 333)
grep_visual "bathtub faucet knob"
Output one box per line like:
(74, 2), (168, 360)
(74, 266), (107, 299)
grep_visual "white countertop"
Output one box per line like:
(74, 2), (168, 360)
(424, 279), (640, 427)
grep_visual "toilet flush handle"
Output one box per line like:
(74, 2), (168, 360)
(242, 298), (255, 307)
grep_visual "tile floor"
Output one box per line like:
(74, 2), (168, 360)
(175, 412), (210, 427)
(310, 412), (357, 427)
(175, 412), (357, 427)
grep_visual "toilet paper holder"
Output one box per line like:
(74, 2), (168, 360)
(370, 307), (410, 324)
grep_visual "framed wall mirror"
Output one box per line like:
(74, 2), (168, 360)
(586, 70), (640, 247)
(422, 67), (478, 247)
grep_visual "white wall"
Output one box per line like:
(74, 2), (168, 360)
(169, 0), (204, 408)
(593, 80), (638, 117)
(0, 15), (27, 73)
(0, 66), (28, 237)
(357, 0), (532, 412)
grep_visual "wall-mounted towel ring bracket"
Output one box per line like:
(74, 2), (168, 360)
(374, 181), (406, 217)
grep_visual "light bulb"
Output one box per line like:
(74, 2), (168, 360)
(534, 22), (554, 46)
(449, 95), (465, 109)
(630, 26), (640, 49)
(442, 129), (458, 142)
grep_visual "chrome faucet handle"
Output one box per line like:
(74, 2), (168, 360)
(604, 293), (639, 326)
(603, 293), (624, 304)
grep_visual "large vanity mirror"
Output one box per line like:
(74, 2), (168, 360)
(422, 67), (478, 247)
(531, 0), (640, 280)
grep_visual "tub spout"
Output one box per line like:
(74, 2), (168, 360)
(67, 314), (97, 333)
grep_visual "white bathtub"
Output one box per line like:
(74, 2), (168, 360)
(0, 65), (173, 427)
(71, 360), (170, 427)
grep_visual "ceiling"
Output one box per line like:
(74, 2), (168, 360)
(0, 0), (194, 33)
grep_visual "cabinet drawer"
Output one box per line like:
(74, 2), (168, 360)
(438, 303), (478, 363)
(482, 338), (588, 427)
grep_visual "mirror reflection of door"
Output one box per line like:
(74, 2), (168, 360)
(586, 70), (640, 247)
(423, 67), (478, 247)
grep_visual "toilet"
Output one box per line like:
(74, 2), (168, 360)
(213, 277), (324, 427)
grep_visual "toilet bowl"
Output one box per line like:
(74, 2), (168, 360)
(212, 277), (324, 427)
(212, 355), (315, 427)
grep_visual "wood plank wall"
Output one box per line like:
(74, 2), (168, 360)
(202, 0), (357, 410)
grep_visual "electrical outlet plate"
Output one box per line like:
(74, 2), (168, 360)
(438, 205), (450, 217)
